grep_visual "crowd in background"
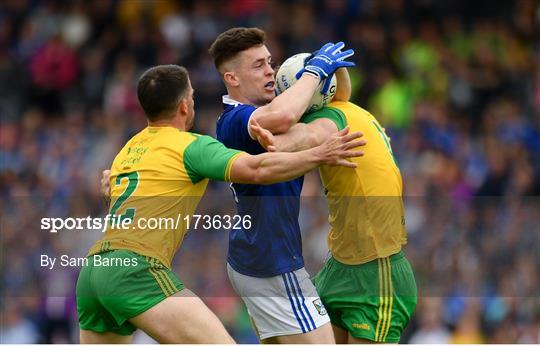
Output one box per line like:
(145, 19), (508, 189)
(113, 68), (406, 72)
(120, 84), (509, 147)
(1, 0), (539, 343)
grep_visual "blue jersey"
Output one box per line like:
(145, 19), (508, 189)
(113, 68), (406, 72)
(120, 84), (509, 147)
(216, 96), (304, 277)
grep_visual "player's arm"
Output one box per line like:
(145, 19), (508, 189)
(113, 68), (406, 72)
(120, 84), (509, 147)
(251, 107), (363, 153)
(249, 42), (355, 135)
(251, 120), (338, 153)
(231, 126), (363, 184)
(183, 127), (363, 185)
(250, 68), (354, 152)
(250, 74), (319, 134)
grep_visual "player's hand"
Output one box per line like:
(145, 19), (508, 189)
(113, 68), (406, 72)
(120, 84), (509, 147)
(296, 42), (355, 81)
(250, 118), (276, 152)
(314, 126), (365, 168)
(101, 169), (111, 204)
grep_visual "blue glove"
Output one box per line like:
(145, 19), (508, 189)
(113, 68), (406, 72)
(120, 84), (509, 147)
(294, 50), (334, 93)
(295, 42), (355, 83)
(300, 49), (335, 93)
(321, 73), (334, 94)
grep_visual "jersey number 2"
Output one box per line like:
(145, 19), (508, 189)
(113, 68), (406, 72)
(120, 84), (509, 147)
(109, 171), (139, 221)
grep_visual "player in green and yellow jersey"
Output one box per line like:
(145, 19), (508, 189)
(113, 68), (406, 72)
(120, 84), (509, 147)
(251, 69), (417, 343)
(76, 64), (365, 344)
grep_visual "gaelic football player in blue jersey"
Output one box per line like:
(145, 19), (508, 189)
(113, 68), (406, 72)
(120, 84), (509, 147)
(208, 27), (355, 343)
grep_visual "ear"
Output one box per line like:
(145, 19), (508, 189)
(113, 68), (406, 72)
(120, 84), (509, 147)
(178, 97), (188, 115)
(223, 71), (239, 87)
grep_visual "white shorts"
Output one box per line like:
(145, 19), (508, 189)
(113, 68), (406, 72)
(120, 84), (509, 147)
(227, 264), (330, 340)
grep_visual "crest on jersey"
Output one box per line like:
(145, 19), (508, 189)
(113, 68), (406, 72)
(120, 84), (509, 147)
(312, 298), (327, 315)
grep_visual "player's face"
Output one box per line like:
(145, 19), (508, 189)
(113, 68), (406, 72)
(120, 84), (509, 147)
(235, 45), (275, 106)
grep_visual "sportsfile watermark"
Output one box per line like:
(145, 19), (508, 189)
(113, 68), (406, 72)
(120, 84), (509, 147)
(2, 195), (539, 299)
(40, 214), (252, 233)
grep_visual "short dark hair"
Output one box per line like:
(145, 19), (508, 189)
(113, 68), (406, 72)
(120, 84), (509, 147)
(137, 65), (189, 121)
(208, 27), (266, 72)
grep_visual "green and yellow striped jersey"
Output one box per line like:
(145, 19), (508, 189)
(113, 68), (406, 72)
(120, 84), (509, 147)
(302, 101), (407, 265)
(88, 126), (244, 267)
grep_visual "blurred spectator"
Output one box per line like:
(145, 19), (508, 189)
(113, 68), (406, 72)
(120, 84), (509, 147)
(409, 298), (451, 344)
(0, 301), (40, 344)
(29, 34), (78, 114)
(450, 299), (485, 343)
(60, 1), (90, 49)
(103, 53), (140, 118)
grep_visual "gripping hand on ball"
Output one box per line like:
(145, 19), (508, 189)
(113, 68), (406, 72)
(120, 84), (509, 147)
(295, 42), (355, 83)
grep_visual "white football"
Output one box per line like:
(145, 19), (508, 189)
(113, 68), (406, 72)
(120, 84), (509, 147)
(275, 53), (337, 114)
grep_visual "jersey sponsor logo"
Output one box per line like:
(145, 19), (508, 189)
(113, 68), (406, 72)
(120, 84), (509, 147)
(352, 323), (370, 331)
(312, 298), (327, 315)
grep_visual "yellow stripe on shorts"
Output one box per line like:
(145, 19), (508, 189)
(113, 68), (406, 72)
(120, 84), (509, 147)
(155, 259), (178, 295)
(375, 258), (384, 341)
(158, 268), (178, 296)
(150, 258), (176, 296)
(382, 257), (394, 341)
(375, 257), (394, 342)
(147, 257), (174, 296)
(380, 258), (389, 342)
(152, 258), (178, 296)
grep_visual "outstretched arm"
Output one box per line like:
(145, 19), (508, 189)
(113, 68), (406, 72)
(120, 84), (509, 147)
(252, 119), (339, 153)
(251, 115), (365, 153)
(99, 129), (363, 201)
(230, 126), (364, 184)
